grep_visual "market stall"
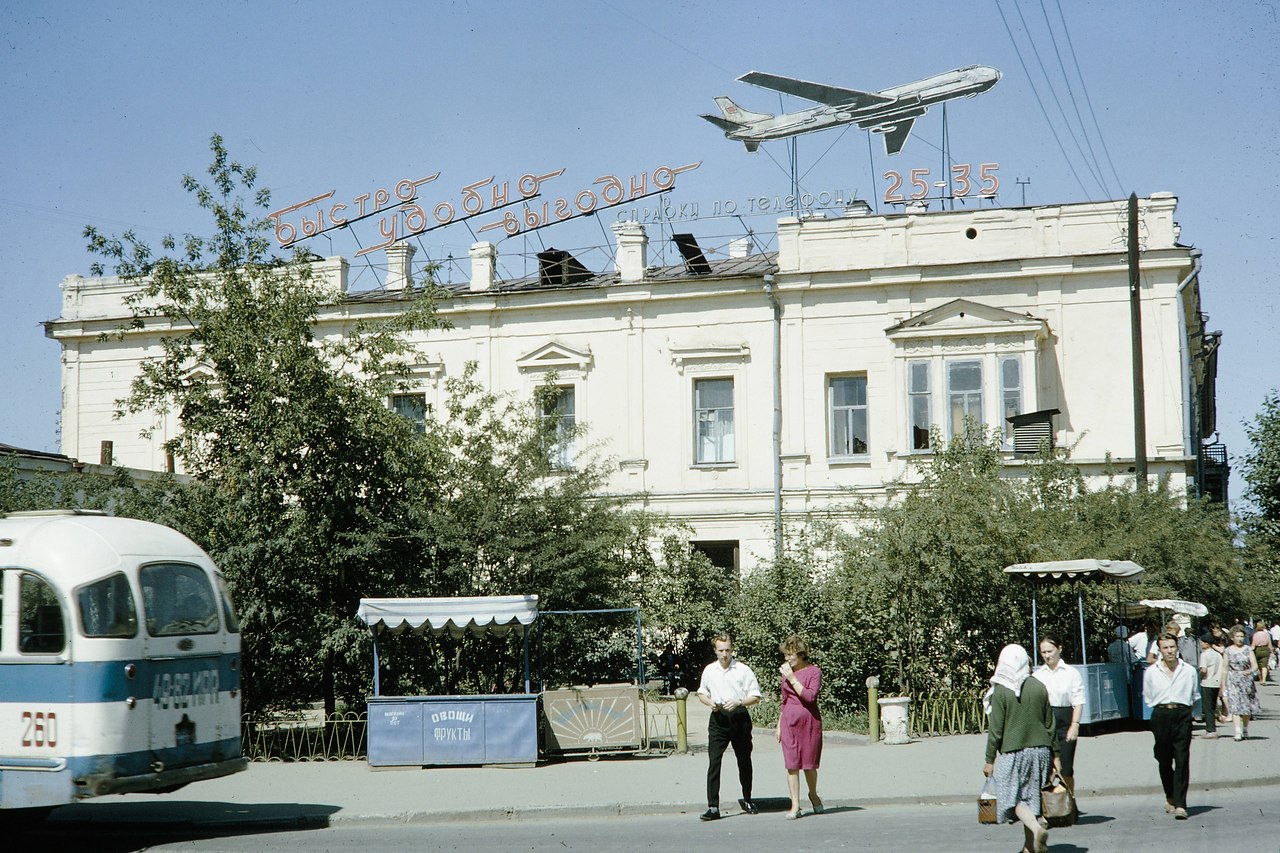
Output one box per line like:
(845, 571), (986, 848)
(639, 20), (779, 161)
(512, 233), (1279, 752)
(1004, 559), (1145, 725)
(357, 595), (540, 767)
(1119, 597), (1209, 721)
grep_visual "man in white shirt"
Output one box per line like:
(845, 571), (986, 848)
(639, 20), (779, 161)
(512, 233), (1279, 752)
(696, 632), (762, 821)
(1143, 633), (1200, 820)
(1197, 634), (1224, 739)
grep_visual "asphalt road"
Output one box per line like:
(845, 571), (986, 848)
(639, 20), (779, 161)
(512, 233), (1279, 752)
(19, 784), (1280, 852)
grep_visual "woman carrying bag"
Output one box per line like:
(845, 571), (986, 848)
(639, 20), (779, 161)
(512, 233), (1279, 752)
(983, 644), (1060, 853)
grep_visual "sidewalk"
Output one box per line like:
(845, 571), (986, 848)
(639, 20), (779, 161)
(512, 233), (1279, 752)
(49, 681), (1280, 827)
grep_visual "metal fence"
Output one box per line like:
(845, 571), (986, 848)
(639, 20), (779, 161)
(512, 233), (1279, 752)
(242, 711), (367, 761)
(909, 693), (988, 737)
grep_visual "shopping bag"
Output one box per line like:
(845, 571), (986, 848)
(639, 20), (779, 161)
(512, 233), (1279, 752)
(1041, 773), (1076, 827)
(978, 776), (998, 824)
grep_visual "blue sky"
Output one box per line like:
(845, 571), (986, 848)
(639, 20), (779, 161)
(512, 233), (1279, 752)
(2, 1), (1276, 508)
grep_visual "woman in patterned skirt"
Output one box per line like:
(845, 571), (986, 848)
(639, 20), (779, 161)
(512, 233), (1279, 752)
(984, 644), (1060, 853)
(1223, 626), (1261, 740)
(775, 634), (823, 819)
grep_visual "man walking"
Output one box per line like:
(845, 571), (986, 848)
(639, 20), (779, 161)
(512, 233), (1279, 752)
(696, 632), (762, 821)
(1143, 633), (1200, 819)
(1198, 633), (1223, 739)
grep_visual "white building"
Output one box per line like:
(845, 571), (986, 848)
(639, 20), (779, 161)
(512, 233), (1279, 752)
(46, 193), (1224, 573)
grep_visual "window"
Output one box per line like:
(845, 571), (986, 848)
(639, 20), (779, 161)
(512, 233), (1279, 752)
(140, 563), (219, 636)
(391, 393), (429, 434)
(908, 360), (932, 451)
(77, 572), (137, 638)
(947, 360), (984, 437)
(215, 574), (241, 634)
(541, 385), (576, 469)
(829, 375), (869, 456)
(692, 540), (740, 582)
(20, 573), (65, 654)
(694, 378), (735, 464)
(999, 356), (1022, 442)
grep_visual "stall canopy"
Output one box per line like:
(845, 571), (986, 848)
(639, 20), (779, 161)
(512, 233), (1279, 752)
(356, 595), (539, 638)
(1004, 559), (1145, 583)
(1126, 599), (1209, 619)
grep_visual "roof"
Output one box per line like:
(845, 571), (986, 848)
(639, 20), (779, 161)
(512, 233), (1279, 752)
(342, 252), (778, 303)
(356, 595), (540, 638)
(1003, 559), (1145, 583)
(0, 511), (213, 581)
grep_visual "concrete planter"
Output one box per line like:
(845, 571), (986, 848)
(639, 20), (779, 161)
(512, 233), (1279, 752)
(877, 696), (912, 744)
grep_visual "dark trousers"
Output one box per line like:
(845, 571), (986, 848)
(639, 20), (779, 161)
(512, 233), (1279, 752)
(1201, 687), (1219, 733)
(1151, 705), (1193, 808)
(706, 707), (753, 807)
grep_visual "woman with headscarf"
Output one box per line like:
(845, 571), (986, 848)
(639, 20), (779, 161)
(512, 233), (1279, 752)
(983, 644), (1059, 853)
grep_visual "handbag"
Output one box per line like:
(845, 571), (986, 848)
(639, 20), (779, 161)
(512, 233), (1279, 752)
(977, 776), (998, 824)
(1040, 773), (1076, 827)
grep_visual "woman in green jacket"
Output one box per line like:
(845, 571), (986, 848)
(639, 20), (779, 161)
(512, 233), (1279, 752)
(983, 644), (1060, 853)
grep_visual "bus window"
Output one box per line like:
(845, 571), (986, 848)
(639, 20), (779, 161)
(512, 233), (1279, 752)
(20, 573), (66, 654)
(215, 574), (240, 633)
(77, 572), (138, 638)
(140, 562), (219, 636)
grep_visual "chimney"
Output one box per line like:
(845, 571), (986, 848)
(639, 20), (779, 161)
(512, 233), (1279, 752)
(729, 237), (754, 258)
(384, 243), (415, 291)
(470, 242), (496, 292)
(843, 199), (873, 217)
(612, 220), (648, 283)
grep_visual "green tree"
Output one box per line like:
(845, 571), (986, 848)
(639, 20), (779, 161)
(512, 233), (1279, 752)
(1239, 390), (1280, 616)
(84, 135), (443, 716)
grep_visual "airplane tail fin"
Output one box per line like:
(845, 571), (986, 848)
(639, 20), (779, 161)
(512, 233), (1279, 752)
(713, 95), (772, 124)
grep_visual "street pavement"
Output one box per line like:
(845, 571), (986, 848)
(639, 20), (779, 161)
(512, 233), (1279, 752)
(47, 680), (1280, 828)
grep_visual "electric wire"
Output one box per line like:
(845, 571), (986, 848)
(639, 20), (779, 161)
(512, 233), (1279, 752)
(994, 0), (1095, 200)
(1010, 0), (1109, 197)
(1053, 0), (1126, 194)
(1036, 0), (1115, 197)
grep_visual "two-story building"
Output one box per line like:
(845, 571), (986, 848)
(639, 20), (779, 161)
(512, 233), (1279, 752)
(45, 192), (1224, 573)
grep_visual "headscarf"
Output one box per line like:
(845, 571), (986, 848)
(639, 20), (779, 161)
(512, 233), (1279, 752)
(983, 644), (1031, 716)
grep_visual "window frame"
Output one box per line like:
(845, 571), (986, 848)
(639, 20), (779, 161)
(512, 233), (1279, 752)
(907, 359), (933, 452)
(693, 376), (736, 466)
(828, 374), (870, 459)
(540, 384), (577, 471)
(946, 358), (985, 438)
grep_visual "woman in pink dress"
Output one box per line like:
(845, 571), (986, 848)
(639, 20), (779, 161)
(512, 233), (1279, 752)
(776, 634), (823, 819)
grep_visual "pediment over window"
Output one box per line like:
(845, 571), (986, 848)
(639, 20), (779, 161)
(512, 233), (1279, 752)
(516, 340), (593, 373)
(668, 341), (751, 373)
(886, 298), (1048, 343)
(181, 362), (216, 383)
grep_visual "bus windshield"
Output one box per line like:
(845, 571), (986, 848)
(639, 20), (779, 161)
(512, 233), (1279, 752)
(140, 562), (219, 636)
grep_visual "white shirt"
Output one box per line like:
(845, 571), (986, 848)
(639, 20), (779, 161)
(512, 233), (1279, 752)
(696, 658), (763, 706)
(1128, 631), (1149, 662)
(1198, 646), (1223, 688)
(1033, 662), (1086, 707)
(1270, 624), (1280, 645)
(1143, 658), (1201, 708)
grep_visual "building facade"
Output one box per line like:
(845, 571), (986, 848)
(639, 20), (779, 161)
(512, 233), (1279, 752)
(46, 193), (1224, 573)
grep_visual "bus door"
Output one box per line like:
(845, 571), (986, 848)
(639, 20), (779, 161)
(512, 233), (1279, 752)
(138, 562), (227, 764)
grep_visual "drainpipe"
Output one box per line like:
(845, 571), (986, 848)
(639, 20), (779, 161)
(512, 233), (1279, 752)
(764, 274), (783, 565)
(1176, 251), (1203, 495)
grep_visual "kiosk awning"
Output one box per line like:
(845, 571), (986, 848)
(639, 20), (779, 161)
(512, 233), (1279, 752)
(356, 595), (540, 638)
(1131, 599), (1209, 618)
(1003, 559), (1145, 582)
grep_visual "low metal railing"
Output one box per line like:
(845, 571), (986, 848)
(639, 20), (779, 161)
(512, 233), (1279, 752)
(909, 693), (987, 737)
(241, 711), (367, 761)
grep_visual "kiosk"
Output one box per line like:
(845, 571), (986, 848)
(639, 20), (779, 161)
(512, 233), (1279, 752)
(1004, 559), (1145, 725)
(357, 595), (540, 767)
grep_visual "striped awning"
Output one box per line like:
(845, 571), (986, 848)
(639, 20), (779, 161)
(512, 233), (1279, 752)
(356, 595), (539, 638)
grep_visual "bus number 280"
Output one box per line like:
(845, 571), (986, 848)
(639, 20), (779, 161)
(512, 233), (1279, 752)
(21, 710), (58, 747)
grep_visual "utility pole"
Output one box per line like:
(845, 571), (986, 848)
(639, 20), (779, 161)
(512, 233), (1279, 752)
(1128, 193), (1148, 488)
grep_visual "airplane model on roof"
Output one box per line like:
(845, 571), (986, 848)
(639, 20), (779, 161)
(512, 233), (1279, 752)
(701, 65), (1001, 155)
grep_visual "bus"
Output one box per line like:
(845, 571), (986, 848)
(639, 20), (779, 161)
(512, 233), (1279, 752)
(0, 510), (247, 815)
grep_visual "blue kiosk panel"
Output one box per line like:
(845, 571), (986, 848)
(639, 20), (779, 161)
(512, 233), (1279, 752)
(368, 695), (538, 767)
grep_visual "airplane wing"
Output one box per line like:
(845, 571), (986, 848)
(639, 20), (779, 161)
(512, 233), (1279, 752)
(738, 71), (895, 109)
(881, 118), (916, 155)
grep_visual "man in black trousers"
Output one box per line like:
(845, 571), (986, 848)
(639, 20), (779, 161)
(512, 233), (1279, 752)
(695, 632), (762, 821)
(1143, 632), (1200, 819)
